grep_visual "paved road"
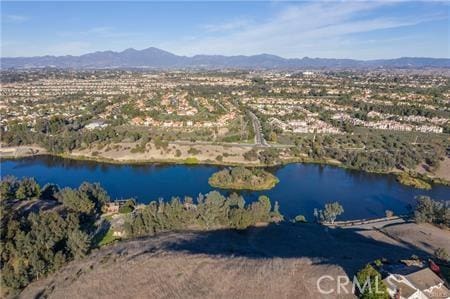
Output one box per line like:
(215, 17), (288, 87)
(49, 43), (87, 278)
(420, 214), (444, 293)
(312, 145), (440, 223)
(248, 111), (269, 147)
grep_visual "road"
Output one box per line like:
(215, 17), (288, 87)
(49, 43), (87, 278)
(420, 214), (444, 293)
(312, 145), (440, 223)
(329, 216), (407, 230)
(248, 111), (269, 147)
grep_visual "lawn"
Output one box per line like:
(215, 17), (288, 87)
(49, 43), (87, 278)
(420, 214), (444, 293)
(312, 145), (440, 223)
(97, 228), (118, 247)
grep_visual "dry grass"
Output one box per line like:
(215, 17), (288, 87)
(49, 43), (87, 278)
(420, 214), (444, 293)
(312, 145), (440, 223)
(19, 221), (449, 299)
(434, 157), (450, 182)
(71, 141), (259, 165)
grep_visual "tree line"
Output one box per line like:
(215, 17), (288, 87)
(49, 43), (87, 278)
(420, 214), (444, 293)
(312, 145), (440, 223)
(0, 177), (109, 293)
(125, 192), (282, 237)
(0, 177), (283, 294)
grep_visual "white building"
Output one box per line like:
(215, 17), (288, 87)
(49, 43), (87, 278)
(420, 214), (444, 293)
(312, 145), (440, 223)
(383, 267), (449, 299)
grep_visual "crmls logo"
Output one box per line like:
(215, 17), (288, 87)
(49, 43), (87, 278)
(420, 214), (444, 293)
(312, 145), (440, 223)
(316, 275), (384, 295)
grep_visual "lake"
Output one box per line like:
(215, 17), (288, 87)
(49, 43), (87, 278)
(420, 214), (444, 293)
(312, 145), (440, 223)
(1, 155), (449, 220)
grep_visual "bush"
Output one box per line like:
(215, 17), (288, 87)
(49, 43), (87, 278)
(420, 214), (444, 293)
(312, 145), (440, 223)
(294, 215), (307, 223)
(243, 149), (258, 161)
(187, 147), (201, 155)
(435, 248), (450, 262)
(184, 157), (199, 164)
(258, 148), (280, 165)
(374, 259), (383, 267)
(397, 173), (431, 190)
(385, 210), (394, 217)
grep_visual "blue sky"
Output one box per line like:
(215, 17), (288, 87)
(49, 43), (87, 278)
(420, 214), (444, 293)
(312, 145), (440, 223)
(1, 1), (449, 59)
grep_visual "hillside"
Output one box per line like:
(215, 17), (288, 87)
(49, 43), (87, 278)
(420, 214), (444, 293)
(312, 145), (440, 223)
(19, 222), (448, 299)
(2, 47), (449, 69)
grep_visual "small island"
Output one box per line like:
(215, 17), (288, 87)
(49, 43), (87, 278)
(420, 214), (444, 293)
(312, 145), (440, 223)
(208, 166), (279, 190)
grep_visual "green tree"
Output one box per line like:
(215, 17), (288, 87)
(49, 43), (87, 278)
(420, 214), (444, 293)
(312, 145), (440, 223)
(414, 196), (449, 227)
(355, 264), (389, 299)
(15, 178), (41, 200)
(67, 230), (91, 259)
(55, 188), (95, 214)
(322, 202), (344, 224)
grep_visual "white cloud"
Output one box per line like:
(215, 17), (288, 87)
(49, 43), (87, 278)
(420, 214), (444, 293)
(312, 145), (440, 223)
(203, 19), (251, 33)
(162, 2), (447, 59)
(3, 14), (29, 24)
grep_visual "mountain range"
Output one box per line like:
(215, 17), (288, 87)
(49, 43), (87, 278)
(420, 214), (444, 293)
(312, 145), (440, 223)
(2, 47), (449, 69)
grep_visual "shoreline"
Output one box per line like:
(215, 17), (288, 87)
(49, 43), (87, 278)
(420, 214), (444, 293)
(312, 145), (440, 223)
(1, 144), (449, 187)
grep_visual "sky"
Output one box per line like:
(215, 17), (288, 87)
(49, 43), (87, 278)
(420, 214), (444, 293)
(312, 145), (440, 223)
(1, 1), (449, 59)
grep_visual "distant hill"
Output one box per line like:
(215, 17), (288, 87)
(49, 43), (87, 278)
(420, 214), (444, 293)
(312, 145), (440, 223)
(2, 47), (449, 69)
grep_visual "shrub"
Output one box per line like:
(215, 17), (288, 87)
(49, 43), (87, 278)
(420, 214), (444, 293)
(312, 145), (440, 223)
(435, 248), (450, 262)
(385, 210), (394, 218)
(294, 215), (307, 223)
(184, 157), (199, 164)
(187, 147), (201, 155)
(243, 149), (258, 161)
(374, 259), (383, 267)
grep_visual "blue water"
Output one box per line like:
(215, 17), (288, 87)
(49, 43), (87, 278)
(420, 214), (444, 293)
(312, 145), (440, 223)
(1, 156), (449, 220)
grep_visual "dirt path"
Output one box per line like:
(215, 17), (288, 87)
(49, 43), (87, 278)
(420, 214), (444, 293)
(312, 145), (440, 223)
(0, 145), (47, 158)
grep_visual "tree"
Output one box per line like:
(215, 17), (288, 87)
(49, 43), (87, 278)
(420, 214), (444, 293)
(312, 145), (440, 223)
(322, 202), (344, 224)
(0, 176), (18, 201)
(15, 178), (41, 200)
(67, 230), (91, 259)
(258, 148), (279, 165)
(78, 182), (110, 213)
(55, 188), (95, 215)
(414, 196), (449, 227)
(355, 264), (389, 299)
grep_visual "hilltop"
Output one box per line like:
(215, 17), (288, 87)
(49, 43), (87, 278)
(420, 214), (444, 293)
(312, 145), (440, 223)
(18, 221), (449, 299)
